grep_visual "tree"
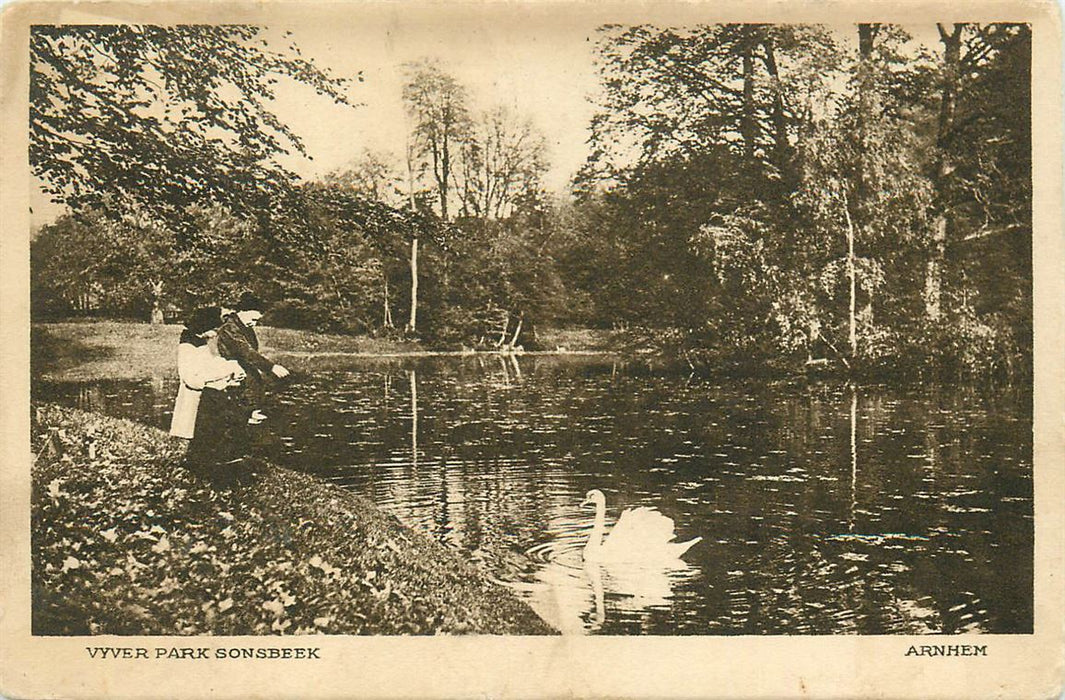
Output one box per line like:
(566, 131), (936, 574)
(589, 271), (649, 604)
(852, 23), (879, 355)
(324, 150), (405, 207)
(273, 193), (384, 334)
(582, 23), (838, 183)
(946, 25), (1031, 239)
(790, 25), (935, 367)
(940, 24), (1033, 377)
(431, 212), (567, 348)
(925, 22), (963, 320)
(31, 25), (354, 238)
(32, 212), (120, 318)
(578, 23), (843, 365)
(324, 151), (408, 327)
(400, 60), (476, 334)
(299, 183), (445, 333)
(31, 201), (269, 321)
(457, 106), (548, 220)
(401, 60), (471, 223)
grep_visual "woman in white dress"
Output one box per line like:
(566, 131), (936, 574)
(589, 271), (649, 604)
(169, 306), (245, 441)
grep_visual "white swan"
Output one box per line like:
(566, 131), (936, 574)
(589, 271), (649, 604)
(580, 489), (702, 564)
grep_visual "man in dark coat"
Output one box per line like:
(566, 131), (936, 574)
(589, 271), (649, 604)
(216, 292), (290, 422)
(185, 293), (291, 478)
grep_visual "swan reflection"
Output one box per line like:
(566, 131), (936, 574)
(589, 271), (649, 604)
(515, 490), (702, 634)
(521, 553), (697, 634)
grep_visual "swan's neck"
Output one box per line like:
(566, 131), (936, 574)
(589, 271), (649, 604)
(586, 501), (606, 551)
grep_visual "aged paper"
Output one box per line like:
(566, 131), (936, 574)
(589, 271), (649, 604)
(2, 0), (1062, 697)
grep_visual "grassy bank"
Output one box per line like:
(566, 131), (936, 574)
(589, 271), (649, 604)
(31, 404), (555, 635)
(535, 326), (625, 352)
(31, 321), (424, 381)
(31, 321), (622, 382)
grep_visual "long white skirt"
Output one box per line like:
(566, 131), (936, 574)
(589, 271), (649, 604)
(169, 384), (201, 439)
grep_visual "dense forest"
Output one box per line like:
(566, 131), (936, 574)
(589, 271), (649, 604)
(30, 23), (1031, 379)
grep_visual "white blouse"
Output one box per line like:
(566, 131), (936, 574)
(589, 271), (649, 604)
(177, 342), (244, 390)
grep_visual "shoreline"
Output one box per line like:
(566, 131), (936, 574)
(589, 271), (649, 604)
(32, 319), (1012, 392)
(31, 404), (556, 636)
(31, 321), (621, 382)
(273, 348), (615, 359)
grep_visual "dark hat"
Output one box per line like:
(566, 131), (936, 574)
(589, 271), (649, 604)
(234, 292), (266, 312)
(185, 306), (223, 336)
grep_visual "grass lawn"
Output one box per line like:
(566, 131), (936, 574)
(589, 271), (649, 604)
(535, 326), (625, 352)
(31, 321), (423, 381)
(32, 320), (621, 381)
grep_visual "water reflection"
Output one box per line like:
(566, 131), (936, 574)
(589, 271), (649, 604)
(522, 558), (696, 635)
(409, 369), (418, 469)
(850, 385), (857, 533)
(34, 356), (1033, 635)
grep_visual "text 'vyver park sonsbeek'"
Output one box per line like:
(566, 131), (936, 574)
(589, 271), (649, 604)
(86, 647), (321, 659)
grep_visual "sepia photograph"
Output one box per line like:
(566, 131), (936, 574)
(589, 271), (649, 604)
(23, 9), (1037, 636)
(2, 0), (1063, 697)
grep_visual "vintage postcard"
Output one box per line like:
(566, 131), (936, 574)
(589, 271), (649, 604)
(1, 0), (1062, 697)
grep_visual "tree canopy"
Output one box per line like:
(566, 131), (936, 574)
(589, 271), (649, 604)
(573, 22), (1031, 378)
(31, 24), (353, 237)
(31, 22), (1032, 377)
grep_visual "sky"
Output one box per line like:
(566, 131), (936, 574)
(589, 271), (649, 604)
(258, 7), (607, 192)
(29, 4), (948, 228)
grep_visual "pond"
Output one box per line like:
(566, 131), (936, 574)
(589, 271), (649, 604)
(35, 354), (1033, 635)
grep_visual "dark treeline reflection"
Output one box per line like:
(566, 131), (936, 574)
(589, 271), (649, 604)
(36, 356), (1032, 635)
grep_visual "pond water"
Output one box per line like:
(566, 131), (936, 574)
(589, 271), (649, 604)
(35, 354), (1033, 635)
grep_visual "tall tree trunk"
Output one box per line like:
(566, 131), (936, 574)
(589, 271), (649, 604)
(405, 135), (417, 211)
(495, 309), (508, 347)
(849, 24), (879, 351)
(508, 313), (523, 349)
(439, 109), (452, 222)
(856, 24), (879, 209)
(403, 135), (419, 335)
(852, 24), (877, 196)
(761, 34), (793, 183)
(926, 23), (964, 321)
(741, 34), (757, 159)
(843, 193), (858, 359)
(383, 274), (393, 328)
(407, 238), (419, 334)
